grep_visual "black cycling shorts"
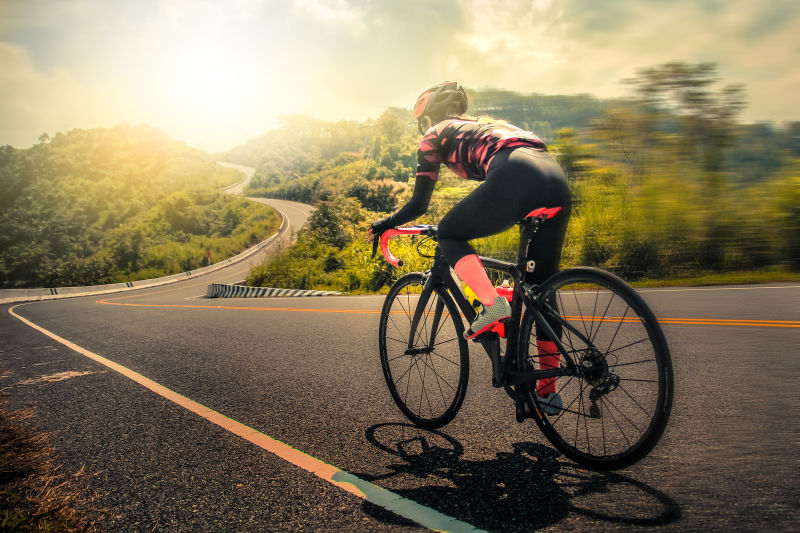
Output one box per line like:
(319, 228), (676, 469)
(437, 146), (571, 286)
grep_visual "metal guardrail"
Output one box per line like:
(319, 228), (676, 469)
(0, 215), (287, 305)
(207, 283), (340, 298)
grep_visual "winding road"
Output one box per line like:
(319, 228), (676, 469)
(1, 193), (798, 530)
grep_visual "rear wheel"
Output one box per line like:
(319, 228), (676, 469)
(379, 273), (470, 429)
(519, 267), (673, 470)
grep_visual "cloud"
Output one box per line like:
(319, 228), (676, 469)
(283, 0), (470, 122)
(295, 0), (366, 30)
(0, 42), (124, 147)
(448, 0), (800, 120)
(1, 0), (798, 150)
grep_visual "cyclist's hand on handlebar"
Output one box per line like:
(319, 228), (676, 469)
(369, 218), (395, 237)
(368, 218), (395, 256)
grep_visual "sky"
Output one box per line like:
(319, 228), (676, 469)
(1, 0), (798, 152)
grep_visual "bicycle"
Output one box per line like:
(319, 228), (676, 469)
(373, 207), (673, 470)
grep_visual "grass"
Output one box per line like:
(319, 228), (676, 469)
(0, 405), (99, 532)
(354, 268), (800, 298)
(628, 268), (800, 288)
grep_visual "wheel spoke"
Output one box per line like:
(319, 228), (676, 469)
(385, 335), (409, 347)
(403, 354), (414, 405)
(433, 300), (452, 343)
(601, 398), (608, 457)
(392, 354), (420, 388)
(420, 353), (457, 393)
(588, 286), (601, 342)
(600, 395), (634, 446)
(572, 287), (591, 340)
(603, 393), (643, 434)
(386, 352), (412, 363)
(547, 375), (579, 425)
(616, 382), (653, 418)
(589, 289), (616, 348)
(415, 352), (431, 416)
(556, 291), (581, 357)
(432, 337), (460, 348)
(574, 378), (586, 449)
(430, 349), (460, 366)
(521, 271), (672, 469)
(423, 353), (449, 410)
(420, 296), (433, 346)
(395, 290), (413, 321)
(604, 304), (632, 356)
(379, 275), (469, 428)
(606, 338), (652, 358)
(386, 313), (403, 336)
(582, 383), (592, 456)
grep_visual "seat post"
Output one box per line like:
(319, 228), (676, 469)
(517, 219), (538, 267)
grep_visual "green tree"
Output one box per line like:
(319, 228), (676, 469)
(624, 62), (746, 173)
(307, 201), (351, 249)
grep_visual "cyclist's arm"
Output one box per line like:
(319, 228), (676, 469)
(385, 127), (445, 226)
(370, 128), (445, 233)
(384, 174), (435, 227)
(371, 147), (438, 233)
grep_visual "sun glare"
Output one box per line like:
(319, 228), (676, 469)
(160, 43), (246, 113)
(144, 28), (281, 149)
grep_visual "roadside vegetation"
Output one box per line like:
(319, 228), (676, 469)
(239, 63), (799, 293)
(0, 124), (281, 289)
(0, 404), (98, 532)
(1, 63), (795, 293)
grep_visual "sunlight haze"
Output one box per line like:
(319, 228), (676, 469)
(1, 0), (798, 151)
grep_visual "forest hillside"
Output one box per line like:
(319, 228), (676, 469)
(3, 64), (796, 293)
(0, 124), (281, 288)
(225, 64), (799, 293)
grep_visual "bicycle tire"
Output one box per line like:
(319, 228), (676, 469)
(519, 267), (673, 470)
(379, 273), (470, 429)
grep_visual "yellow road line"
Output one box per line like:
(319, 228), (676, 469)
(562, 315), (800, 328)
(8, 305), (483, 533)
(94, 299), (799, 328)
(97, 299), (383, 314)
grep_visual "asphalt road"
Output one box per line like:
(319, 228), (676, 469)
(1, 206), (798, 530)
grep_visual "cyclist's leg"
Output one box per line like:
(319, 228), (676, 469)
(438, 150), (540, 309)
(438, 147), (569, 283)
(439, 149), (547, 258)
(524, 171), (571, 397)
(438, 148), (569, 335)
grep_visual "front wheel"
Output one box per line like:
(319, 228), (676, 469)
(519, 267), (673, 470)
(379, 273), (470, 429)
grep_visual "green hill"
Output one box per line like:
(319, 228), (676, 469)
(0, 124), (281, 288)
(227, 76), (799, 292)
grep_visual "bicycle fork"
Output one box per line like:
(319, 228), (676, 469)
(405, 273), (445, 354)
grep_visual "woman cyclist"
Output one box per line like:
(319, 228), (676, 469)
(369, 81), (571, 412)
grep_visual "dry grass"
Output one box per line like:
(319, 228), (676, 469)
(0, 405), (101, 532)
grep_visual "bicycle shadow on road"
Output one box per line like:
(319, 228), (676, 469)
(353, 423), (681, 532)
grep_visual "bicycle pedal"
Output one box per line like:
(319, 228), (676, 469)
(515, 400), (533, 423)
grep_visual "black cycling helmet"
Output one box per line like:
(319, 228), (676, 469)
(413, 81), (468, 124)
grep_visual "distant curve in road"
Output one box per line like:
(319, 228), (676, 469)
(1, 181), (798, 533)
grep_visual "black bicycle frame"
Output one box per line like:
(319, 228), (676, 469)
(410, 218), (592, 388)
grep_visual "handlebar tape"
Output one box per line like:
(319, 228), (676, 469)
(380, 229), (404, 267)
(379, 227), (423, 267)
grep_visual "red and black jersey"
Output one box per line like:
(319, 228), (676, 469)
(416, 119), (548, 182)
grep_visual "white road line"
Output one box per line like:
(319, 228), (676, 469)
(636, 285), (800, 293)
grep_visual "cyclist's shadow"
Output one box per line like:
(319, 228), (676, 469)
(353, 423), (681, 532)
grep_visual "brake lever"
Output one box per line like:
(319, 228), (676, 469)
(371, 235), (379, 259)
